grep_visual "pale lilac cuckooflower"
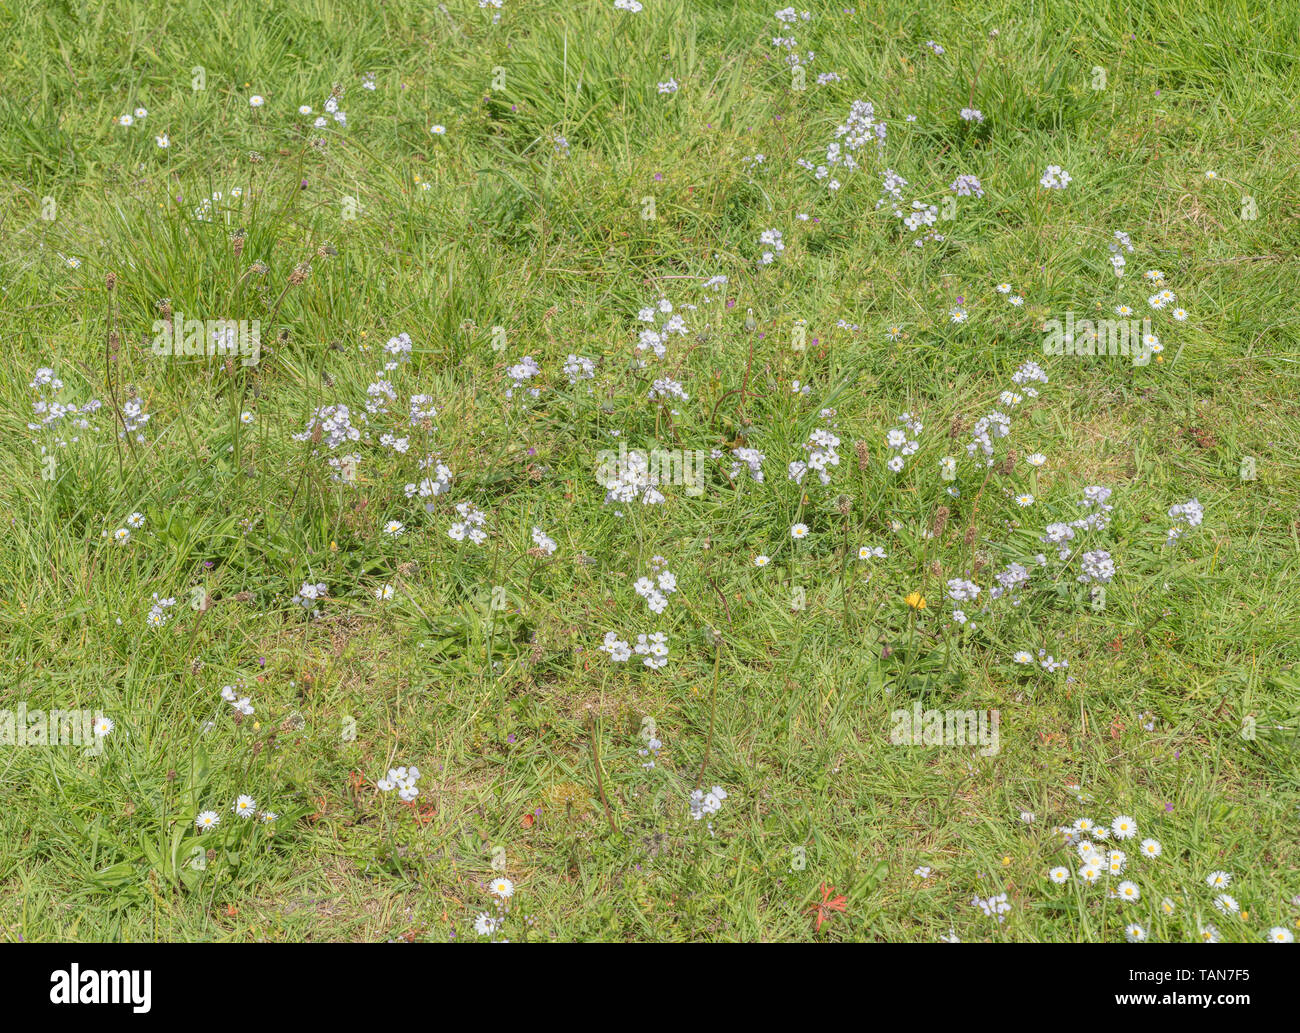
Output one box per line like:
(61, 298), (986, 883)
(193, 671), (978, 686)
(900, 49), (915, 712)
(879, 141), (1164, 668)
(449, 501), (488, 544)
(599, 632), (632, 662)
(294, 404), (359, 449)
(729, 447), (766, 484)
(946, 578), (981, 603)
(634, 632), (669, 670)
(1040, 164), (1072, 189)
(563, 354), (596, 384)
(1078, 550), (1115, 584)
(505, 355), (541, 398)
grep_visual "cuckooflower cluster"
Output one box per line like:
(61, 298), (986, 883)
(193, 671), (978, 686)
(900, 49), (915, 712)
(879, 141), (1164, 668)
(972, 892), (1011, 922)
(449, 501), (488, 544)
(689, 784), (727, 821)
(563, 354), (596, 386)
(1165, 497), (1204, 546)
(290, 581), (328, 616)
(28, 366), (102, 447)
(146, 593), (176, 628)
(789, 410), (842, 485)
(505, 355), (541, 399)
(294, 404), (360, 450)
(220, 684), (254, 716)
(377, 765), (420, 801)
(599, 631), (670, 670)
(531, 526), (557, 555)
(1040, 164), (1072, 189)
(405, 456), (454, 511)
(885, 412), (922, 472)
(730, 446), (766, 484)
(636, 297), (687, 361)
(1078, 549), (1115, 584)
(600, 449), (666, 509)
(634, 559), (677, 614)
(758, 228), (785, 265)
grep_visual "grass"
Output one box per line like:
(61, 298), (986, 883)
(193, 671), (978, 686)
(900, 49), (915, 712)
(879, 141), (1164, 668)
(0, 0), (1298, 943)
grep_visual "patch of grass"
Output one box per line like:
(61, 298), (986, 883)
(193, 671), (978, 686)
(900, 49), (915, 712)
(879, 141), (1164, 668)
(1, 0), (1298, 943)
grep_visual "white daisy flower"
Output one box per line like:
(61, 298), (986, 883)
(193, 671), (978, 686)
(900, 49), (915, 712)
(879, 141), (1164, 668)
(195, 810), (220, 830)
(1111, 815), (1137, 840)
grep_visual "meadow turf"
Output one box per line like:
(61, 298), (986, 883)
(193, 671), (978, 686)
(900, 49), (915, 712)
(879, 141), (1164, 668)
(0, 0), (1298, 942)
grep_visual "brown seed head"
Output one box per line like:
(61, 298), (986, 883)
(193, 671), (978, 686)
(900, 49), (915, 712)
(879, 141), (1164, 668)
(932, 505), (950, 537)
